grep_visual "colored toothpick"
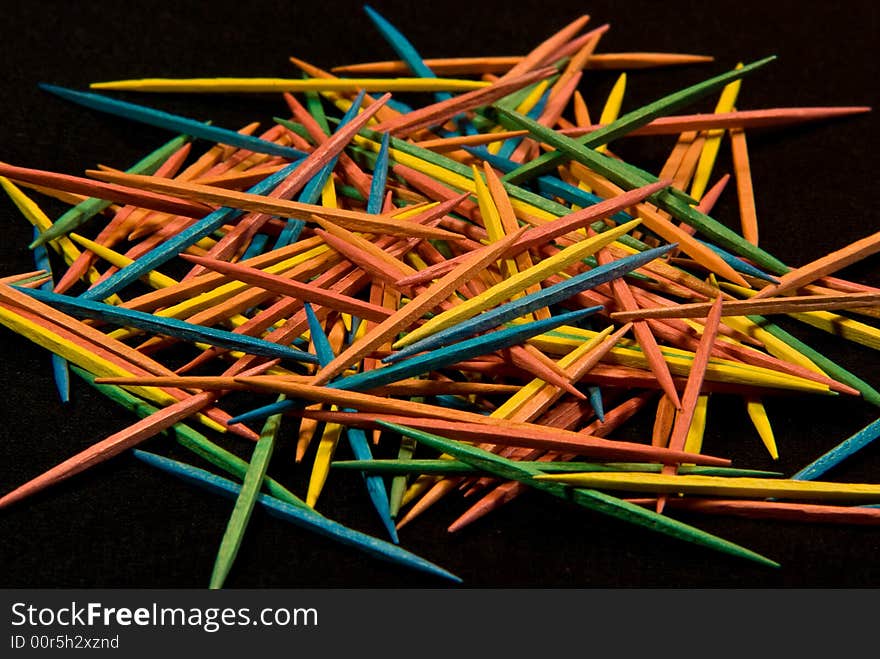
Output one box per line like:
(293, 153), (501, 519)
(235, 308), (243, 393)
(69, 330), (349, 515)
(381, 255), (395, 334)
(40, 84), (307, 160)
(131, 450), (459, 582)
(380, 421), (779, 567)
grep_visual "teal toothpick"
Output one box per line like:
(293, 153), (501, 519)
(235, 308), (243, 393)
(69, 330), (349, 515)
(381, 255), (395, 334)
(383, 244), (672, 363)
(695, 238), (780, 283)
(334, 307), (601, 393)
(79, 159), (302, 301)
(272, 219), (306, 250)
(367, 132), (391, 214)
(131, 450), (460, 582)
(39, 83), (307, 160)
(228, 400), (292, 426)
(240, 233), (270, 260)
(226, 307), (602, 426)
(304, 303), (399, 543)
(586, 385), (605, 422)
(363, 5), (477, 136)
(32, 226), (69, 402)
(364, 5), (453, 104)
(793, 418), (880, 482)
(17, 286), (317, 363)
(303, 304), (335, 366)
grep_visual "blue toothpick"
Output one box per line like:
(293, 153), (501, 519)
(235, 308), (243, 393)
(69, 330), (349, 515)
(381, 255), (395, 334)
(227, 307), (601, 426)
(364, 5), (452, 104)
(363, 4), (476, 136)
(16, 287), (317, 364)
(131, 449), (460, 582)
(304, 303), (399, 543)
(336, 307), (601, 393)
(383, 244), (674, 363)
(696, 238), (779, 283)
(240, 233), (270, 260)
(274, 91), (367, 248)
(32, 226), (70, 402)
(367, 132), (391, 215)
(792, 418), (880, 482)
(40, 83), (307, 160)
(586, 385), (605, 422)
(79, 159), (302, 301)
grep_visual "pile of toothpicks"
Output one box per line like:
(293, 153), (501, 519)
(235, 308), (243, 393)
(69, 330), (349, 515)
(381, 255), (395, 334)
(1, 7), (878, 586)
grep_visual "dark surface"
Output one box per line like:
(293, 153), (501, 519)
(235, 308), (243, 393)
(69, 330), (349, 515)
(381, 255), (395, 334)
(0, 0), (877, 588)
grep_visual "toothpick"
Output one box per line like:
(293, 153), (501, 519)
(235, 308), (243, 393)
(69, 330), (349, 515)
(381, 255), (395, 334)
(690, 64), (742, 201)
(394, 219), (639, 349)
(385, 245), (670, 362)
(447, 392), (655, 532)
(15, 287), (318, 363)
(210, 397), (285, 589)
(370, 67), (557, 136)
(382, 421), (778, 567)
(131, 450), (459, 582)
(333, 458), (779, 478)
(499, 14), (591, 81)
(746, 397), (779, 460)
(793, 418), (880, 482)
(536, 471), (880, 502)
(78, 160), (304, 301)
(86, 169), (459, 241)
(90, 76), (490, 94)
(303, 303), (398, 541)
(31, 226), (70, 403)
(0, 162), (213, 219)
(40, 84), (306, 160)
(610, 292), (880, 321)
(180, 254), (394, 322)
(0, 362), (262, 512)
(752, 230), (880, 299)
(498, 103), (787, 276)
(501, 56), (776, 184)
(595, 73), (627, 154)
(330, 52), (715, 76)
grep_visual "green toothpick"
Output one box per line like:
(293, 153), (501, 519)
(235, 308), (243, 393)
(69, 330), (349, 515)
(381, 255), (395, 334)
(501, 57), (776, 184)
(494, 105), (789, 275)
(377, 421), (780, 568)
(30, 134), (190, 248)
(209, 396), (286, 589)
(332, 458), (783, 478)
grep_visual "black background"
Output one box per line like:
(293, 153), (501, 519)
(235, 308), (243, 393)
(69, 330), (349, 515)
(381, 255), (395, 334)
(0, 0), (878, 588)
